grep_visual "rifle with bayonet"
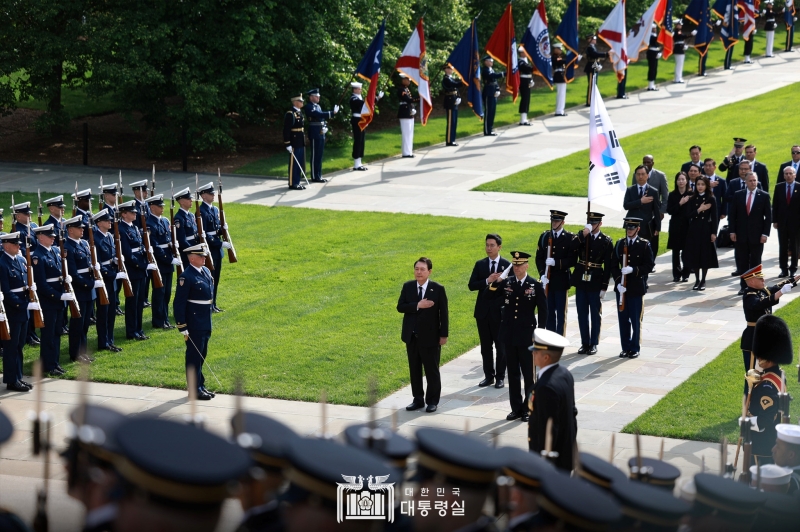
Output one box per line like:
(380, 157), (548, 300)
(21, 205), (45, 329)
(170, 182), (184, 276)
(37, 189), (43, 227)
(194, 174), (214, 270)
(59, 224), (81, 318)
(217, 170), (237, 263)
(85, 213), (109, 307)
(113, 190), (134, 298)
(141, 204), (164, 289)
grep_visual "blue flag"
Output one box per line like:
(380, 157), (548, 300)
(447, 19), (484, 119)
(555, 0), (580, 82)
(712, 0), (739, 49)
(354, 20), (385, 130)
(786, 0), (796, 28)
(686, 0), (713, 56)
(521, 0), (553, 88)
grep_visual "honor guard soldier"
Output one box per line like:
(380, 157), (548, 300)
(763, 2), (779, 57)
(487, 251), (547, 422)
(304, 88), (339, 183)
(719, 137), (747, 180)
(0, 232), (32, 391)
(343, 423), (416, 473)
(283, 94), (307, 190)
(13, 202), (37, 256)
(112, 417), (251, 532)
(573, 212), (613, 355)
(527, 329), (576, 472)
(773, 424), (800, 493)
(442, 64), (461, 146)
(197, 182), (231, 313)
(627, 456), (680, 490)
(92, 209), (122, 353)
(612, 217), (655, 359)
(349, 81), (382, 171)
(536, 210), (575, 336)
(117, 201), (152, 341)
(583, 35), (607, 106)
(173, 243), (215, 400)
(517, 46), (534, 125)
(231, 412), (297, 532)
(536, 468), (621, 528)
(100, 182), (119, 219)
(64, 215), (98, 363)
(397, 73), (418, 158)
(146, 195), (179, 329)
(578, 452), (628, 490)
(496, 446), (554, 531)
(610, 478), (691, 531)
(72, 189), (94, 239)
(646, 24), (662, 91)
(31, 225), (68, 376)
(672, 20), (689, 83)
(129, 180), (150, 226)
(552, 43), (568, 116)
(689, 473), (766, 530)
(43, 196), (66, 247)
(746, 315), (793, 466)
(172, 187), (198, 266)
(480, 55), (505, 136)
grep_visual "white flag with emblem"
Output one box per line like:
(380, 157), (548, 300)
(588, 83), (629, 209)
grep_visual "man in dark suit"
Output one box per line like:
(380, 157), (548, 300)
(772, 167), (800, 277)
(643, 155), (669, 254)
(743, 144), (770, 193)
(718, 137), (747, 181)
(397, 257), (449, 413)
(486, 251), (546, 423)
(680, 145), (703, 176)
(729, 172), (772, 294)
(527, 329), (576, 472)
(702, 158), (728, 219)
(583, 35), (607, 106)
(468, 234), (510, 389)
(623, 165), (661, 243)
(776, 145), (800, 186)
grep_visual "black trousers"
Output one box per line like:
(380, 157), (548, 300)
(152, 266), (173, 327)
(699, 54), (708, 75)
(96, 276), (116, 349)
(672, 248), (686, 279)
(125, 277), (146, 338)
(743, 37), (754, 56)
(507, 344), (533, 415)
(69, 299), (93, 361)
(40, 307), (63, 372)
(483, 94), (497, 134)
(650, 232), (660, 259)
(777, 227), (799, 273)
(724, 47), (734, 69)
(309, 135), (325, 180)
(186, 328), (211, 390)
(735, 241), (764, 288)
(585, 73), (595, 105)
(476, 316), (505, 381)
(617, 74), (627, 97)
(445, 108), (458, 145)
(2, 315), (27, 384)
(287, 146), (305, 188)
(786, 26), (795, 52)
(518, 82), (531, 114)
(211, 246), (222, 307)
(405, 337), (441, 406)
(647, 56), (658, 81)
(351, 119), (365, 159)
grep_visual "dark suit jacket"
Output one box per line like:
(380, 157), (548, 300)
(752, 161), (769, 193)
(703, 174), (728, 217)
(719, 154), (743, 181)
(397, 280), (449, 347)
(528, 364), (577, 472)
(725, 177), (761, 202)
(468, 256), (511, 319)
(777, 160), (800, 186)
(772, 181), (800, 230)
(681, 160), (702, 176)
(728, 188), (772, 245)
(623, 184), (661, 235)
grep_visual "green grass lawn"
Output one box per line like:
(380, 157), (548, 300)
(14, 203), (665, 405)
(624, 297), (800, 442)
(237, 29), (782, 178)
(475, 80), (800, 196)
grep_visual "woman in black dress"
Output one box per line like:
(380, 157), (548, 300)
(684, 175), (719, 291)
(667, 172), (693, 282)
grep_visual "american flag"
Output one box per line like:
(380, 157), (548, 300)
(657, 0), (675, 59)
(738, 0), (757, 39)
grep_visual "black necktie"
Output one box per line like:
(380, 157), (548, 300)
(418, 286), (423, 301)
(639, 187), (644, 197)
(490, 260), (496, 274)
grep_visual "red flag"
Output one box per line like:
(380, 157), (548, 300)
(485, 3), (520, 101)
(655, 0), (674, 59)
(395, 19), (433, 125)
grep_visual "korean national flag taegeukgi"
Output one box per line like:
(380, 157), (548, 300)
(521, 0), (553, 88)
(355, 20), (386, 131)
(395, 18), (433, 125)
(598, 0), (628, 82)
(588, 83), (629, 209)
(486, 2), (520, 101)
(447, 18), (484, 119)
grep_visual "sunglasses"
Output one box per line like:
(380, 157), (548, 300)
(792, 151), (800, 155)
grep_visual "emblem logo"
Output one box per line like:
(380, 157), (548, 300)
(337, 474), (395, 523)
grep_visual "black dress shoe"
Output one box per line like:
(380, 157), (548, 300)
(521, 413), (530, 422)
(484, 132), (498, 136)
(27, 339), (40, 347)
(354, 166), (368, 171)
(425, 404), (437, 413)
(162, 324), (176, 330)
(140, 334), (151, 340)
(737, 288), (746, 295)
(110, 345), (122, 352)
(628, 351), (640, 359)
(681, 277), (689, 282)
(406, 402), (424, 411)
(698, 280), (706, 291)
(731, 271), (741, 276)
(616, 95), (629, 99)
(446, 143), (459, 147)
(619, 351), (627, 358)
(692, 281), (700, 290)
(578, 345), (589, 354)
(212, 306), (223, 313)
(494, 379), (504, 389)
(506, 411), (523, 421)
(201, 387), (216, 398)
(478, 377), (494, 387)
(56, 365), (66, 373)
(48, 370), (64, 377)
(311, 178), (328, 183)
(401, 155), (415, 158)
(61, 326), (69, 335)
(143, 300), (151, 308)
(196, 390), (212, 401)
(115, 307), (124, 316)
(589, 345), (598, 355)
(20, 380), (33, 389)
(554, 113), (568, 116)
(290, 185), (306, 190)
(7, 382), (29, 392)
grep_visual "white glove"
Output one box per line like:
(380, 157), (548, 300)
(716, 20), (722, 26)
(93, 262), (100, 271)
(377, 91), (384, 99)
(621, 266), (633, 275)
(222, 241), (232, 250)
(691, 30), (697, 36)
(321, 127), (329, 135)
(0, 313), (5, 322)
(494, 91), (501, 98)
(455, 97), (461, 105)
(656, 53), (662, 59)
(64, 275), (72, 284)
(182, 330), (190, 337)
(171, 258), (182, 266)
(333, 104), (340, 113)
(600, 290), (607, 300)
(116, 272), (128, 280)
(410, 109), (417, 116)
(752, 29), (757, 35)
(781, 283), (793, 294)
(30, 283), (37, 292)
(794, 17), (798, 22)
(585, 224), (593, 232)
(528, 80), (534, 88)
(285, 146), (292, 153)
(541, 276), (550, 287)
(545, 257), (555, 267)
(577, 54), (583, 62)
(0, 291), (3, 301)
(617, 284), (627, 294)
(93, 280), (105, 289)
(146, 263), (158, 271)
(27, 302), (40, 311)
(60, 292), (75, 301)
(746, 416), (762, 432)
(223, 223), (228, 230)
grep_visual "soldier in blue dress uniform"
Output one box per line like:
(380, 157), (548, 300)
(442, 64), (461, 146)
(92, 209), (122, 353)
(172, 187), (198, 267)
(572, 212), (614, 355)
(72, 189), (93, 240)
(480, 55), (505, 136)
(283, 94), (307, 190)
(197, 183), (232, 313)
(304, 88), (339, 183)
(64, 215), (98, 363)
(100, 183), (119, 221)
(43, 195), (66, 247)
(129, 180), (150, 227)
(117, 200), (153, 341)
(612, 217), (655, 359)
(173, 243), (215, 400)
(13, 202), (41, 347)
(31, 224), (69, 376)
(0, 232), (33, 392)
(146, 195), (181, 329)
(536, 210), (576, 336)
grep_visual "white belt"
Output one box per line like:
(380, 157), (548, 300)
(206, 231), (217, 236)
(76, 268), (90, 274)
(186, 236), (196, 241)
(187, 299), (212, 305)
(649, 47), (660, 51)
(157, 243), (170, 248)
(520, 74), (532, 78)
(46, 277), (62, 282)
(130, 247), (141, 253)
(101, 259), (113, 265)
(352, 113), (362, 117)
(10, 287), (26, 293)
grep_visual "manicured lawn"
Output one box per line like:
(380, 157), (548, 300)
(623, 296), (800, 442)
(237, 30), (781, 178)
(475, 80), (800, 196)
(16, 203), (665, 405)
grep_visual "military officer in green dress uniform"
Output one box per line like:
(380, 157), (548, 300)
(442, 65), (461, 146)
(283, 94), (307, 190)
(536, 210), (575, 336)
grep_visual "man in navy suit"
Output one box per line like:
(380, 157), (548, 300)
(397, 257), (449, 413)
(467, 234), (510, 389)
(776, 145), (800, 186)
(743, 144), (770, 193)
(772, 167), (800, 277)
(729, 173), (772, 294)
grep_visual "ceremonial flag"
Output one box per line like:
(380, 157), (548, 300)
(597, 0), (628, 82)
(588, 83), (629, 209)
(521, 0), (553, 88)
(396, 18), (433, 125)
(626, 0), (660, 62)
(656, 0), (675, 59)
(555, 0), (580, 82)
(713, 0), (739, 49)
(355, 20), (385, 131)
(447, 18), (484, 119)
(738, 0), (756, 39)
(685, 0), (714, 56)
(786, 0), (796, 28)
(486, 3), (520, 101)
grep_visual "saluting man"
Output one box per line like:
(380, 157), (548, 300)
(442, 65), (461, 146)
(197, 183), (232, 313)
(174, 243), (216, 400)
(172, 187), (198, 267)
(612, 217), (655, 359)
(397, 73), (418, 158)
(536, 210), (575, 336)
(283, 94), (307, 190)
(91, 209), (122, 353)
(31, 225), (69, 376)
(64, 215), (99, 363)
(572, 212), (614, 355)
(480, 55), (505, 136)
(146, 195), (181, 330)
(304, 88), (339, 183)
